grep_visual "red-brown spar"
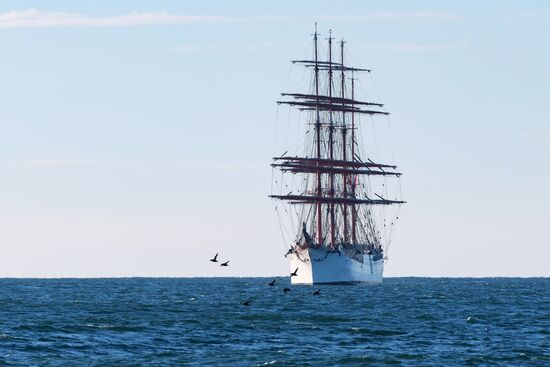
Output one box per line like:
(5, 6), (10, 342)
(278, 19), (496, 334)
(270, 25), (405, 285)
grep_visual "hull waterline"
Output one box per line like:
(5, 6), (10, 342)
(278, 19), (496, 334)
(288, 247), (384, 285)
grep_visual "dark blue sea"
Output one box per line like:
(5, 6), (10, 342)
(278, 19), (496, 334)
(0, 278), (548, 366)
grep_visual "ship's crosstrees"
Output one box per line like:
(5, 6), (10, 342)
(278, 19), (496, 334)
(270, 26), (405, 284)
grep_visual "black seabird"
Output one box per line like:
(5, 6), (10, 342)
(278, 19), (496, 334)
(209, 253), (218, 262)
(220, 260), (229, 267)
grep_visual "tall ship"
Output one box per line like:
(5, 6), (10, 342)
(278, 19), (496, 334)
(270, 26), (405, 285)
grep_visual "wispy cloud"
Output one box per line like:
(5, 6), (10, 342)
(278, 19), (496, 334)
(359, 11), (459, 21)
(256, 11), (460, 22)
(0, 9), (459, 29)
(178, 41), (299, 52)
(0, 9), (224, 28)
(175, 162), (264, 170)
(386, 39), (469, 52)
(519, 131), (550, 145)
(5, 159), (100, 166)
(505, 11), (538, 20)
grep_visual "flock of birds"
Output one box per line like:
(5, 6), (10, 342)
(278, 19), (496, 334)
(209, 253), (229, 267)
(209, 253), (321, 306)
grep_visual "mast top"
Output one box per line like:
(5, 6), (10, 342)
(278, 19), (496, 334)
(312, 22), (319, 38)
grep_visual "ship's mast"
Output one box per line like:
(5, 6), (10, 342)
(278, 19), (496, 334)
(351, 73), (356, 243)
(340, 39), (348, 243)
(314, 23), (323, 246)
(328, 30), (335, 248)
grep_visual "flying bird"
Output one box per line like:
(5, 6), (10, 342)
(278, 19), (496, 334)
(283, 288), (291, 294)
(313, 289), (321, 295)
(209, 253), (218, 262)
(242, 300), (251, 306)
(220, 260), (229, 267)
(290, 268), (298, 277)
(268, 279), (276, 286)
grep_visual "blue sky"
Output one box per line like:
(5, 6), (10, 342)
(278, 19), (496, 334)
(0, 1), (548, 277)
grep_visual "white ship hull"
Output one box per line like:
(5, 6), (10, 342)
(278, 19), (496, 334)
(288, 247), (384, 285)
